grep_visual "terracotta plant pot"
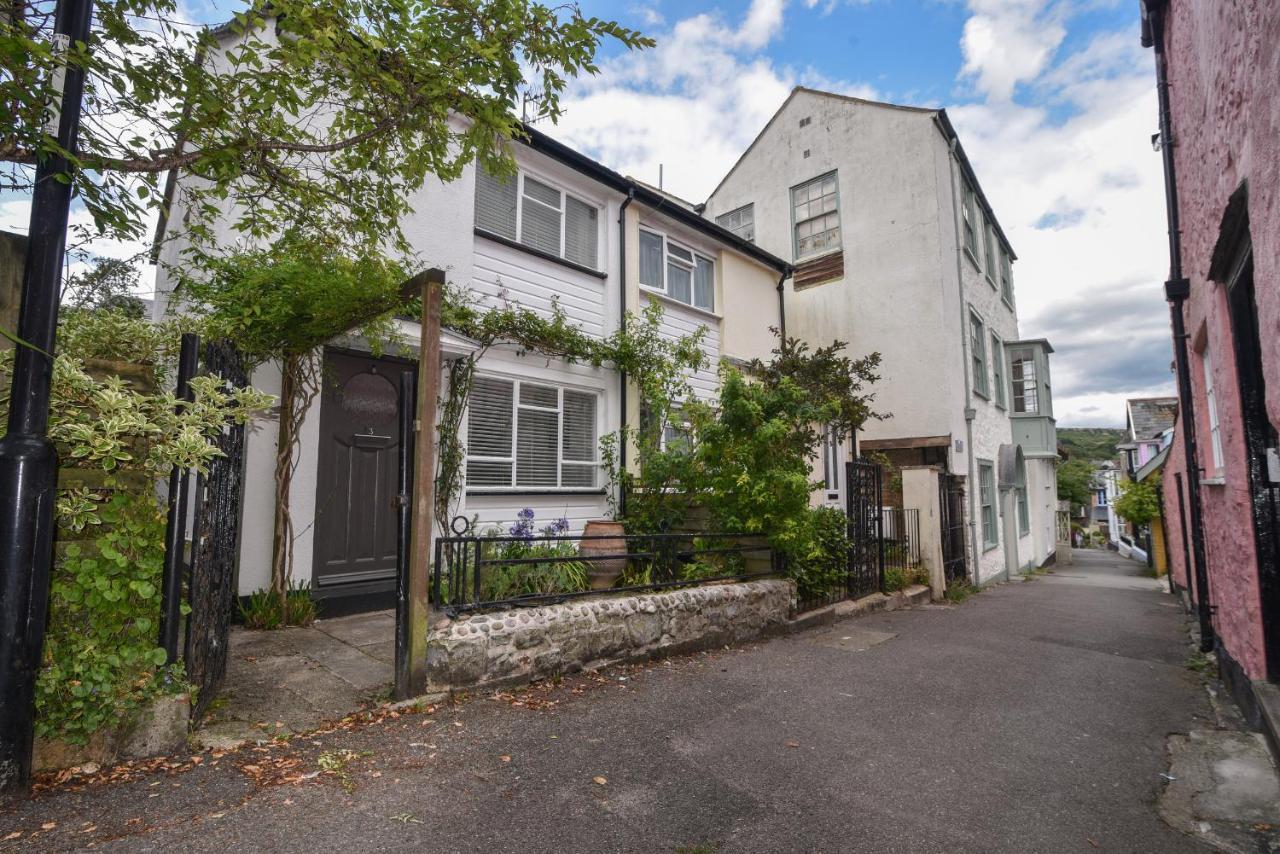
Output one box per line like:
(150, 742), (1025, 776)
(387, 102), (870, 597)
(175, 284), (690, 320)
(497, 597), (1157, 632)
(580, 519), (627, 590)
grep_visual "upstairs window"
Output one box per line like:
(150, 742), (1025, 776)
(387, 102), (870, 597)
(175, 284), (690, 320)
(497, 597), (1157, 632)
(991, 333), (1006, 408)
(1011, 348), (1039, 414)
(791, 172), (841, 259)
(466, 376), (599, 490)
(962, 181), (979, 259)
(970, 312), (988, 398)
(715, 204), (755, 243)
(984, 222), (997, 280)
(474, 165), (599, 269)
(639, 228), (715, 312)
(999, 249), (1014, 305)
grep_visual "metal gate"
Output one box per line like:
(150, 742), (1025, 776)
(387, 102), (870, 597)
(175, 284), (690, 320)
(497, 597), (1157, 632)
(845, 459), (884, 598)
(939, 473), (968, 585)
(182, 340), (250, 722)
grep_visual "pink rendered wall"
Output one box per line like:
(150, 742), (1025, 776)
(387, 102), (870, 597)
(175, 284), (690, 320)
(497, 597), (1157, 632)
(1163, 0), (1279, 679)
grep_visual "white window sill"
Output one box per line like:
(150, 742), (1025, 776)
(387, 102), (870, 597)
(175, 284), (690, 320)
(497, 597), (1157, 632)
(963, 247), (982, 272)
(985, 273), (998, 290)
(638, 286), (720, 321)
(1200, 476), (1226, 486)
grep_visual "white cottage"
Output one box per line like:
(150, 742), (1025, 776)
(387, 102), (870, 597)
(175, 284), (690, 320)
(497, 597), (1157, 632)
(153, 120), (788, 613)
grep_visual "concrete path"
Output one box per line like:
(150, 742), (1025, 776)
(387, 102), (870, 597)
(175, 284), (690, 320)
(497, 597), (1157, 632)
(1, 550), (1216, 852)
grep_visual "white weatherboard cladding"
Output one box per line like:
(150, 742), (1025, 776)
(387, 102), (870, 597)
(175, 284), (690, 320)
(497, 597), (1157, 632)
(472, 239), (607, 338)
(656, 299), (721, 401)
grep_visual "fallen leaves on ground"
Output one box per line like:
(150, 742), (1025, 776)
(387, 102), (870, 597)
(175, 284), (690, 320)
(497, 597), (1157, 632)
(593, 776), (608, 785)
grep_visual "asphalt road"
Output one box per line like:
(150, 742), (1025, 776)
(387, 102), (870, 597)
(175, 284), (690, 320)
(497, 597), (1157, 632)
(1, 550), (1212, 853)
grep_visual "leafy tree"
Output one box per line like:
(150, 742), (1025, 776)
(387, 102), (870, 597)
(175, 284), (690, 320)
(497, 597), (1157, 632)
(62, 256), (145, 317)
(1114, 479), (1160, 527)
(2, 0), (651, 254)
(1057, 458), (1095, 508)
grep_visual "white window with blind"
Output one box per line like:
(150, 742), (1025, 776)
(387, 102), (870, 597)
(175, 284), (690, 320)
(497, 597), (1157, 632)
(465, 375), (600, 490)
(638, 227), (715, 312)
(1202, 347), (1225, 473)
(474, 165), (600, 270)
(715, 204), (755, 243)
(791, 172), (841, 259)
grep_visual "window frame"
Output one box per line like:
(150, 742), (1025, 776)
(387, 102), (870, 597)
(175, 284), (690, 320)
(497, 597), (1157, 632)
(790, 171), (842, 261)
(999, 248), (1015, 307)
(637, 226), (716, 312)
(961, 181), (980, 263)
(978, 460), (998, 550)
(991, 332), (1006, 409)
(715, 203), (755, 243)
(1011, 347), (1039, 414)
(983, 222), (998, 286)
(474, 164), (603, 271)
(970, 310), (989, 399)
(463, 374), (603, 492)
(1202, 346), (1225, 474)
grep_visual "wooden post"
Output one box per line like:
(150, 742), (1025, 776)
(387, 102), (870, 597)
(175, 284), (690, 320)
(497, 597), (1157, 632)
(398, 268), (445, 698)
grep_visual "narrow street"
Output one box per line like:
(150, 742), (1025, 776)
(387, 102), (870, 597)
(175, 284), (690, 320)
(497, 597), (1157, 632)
(2, 551), (1211, 853)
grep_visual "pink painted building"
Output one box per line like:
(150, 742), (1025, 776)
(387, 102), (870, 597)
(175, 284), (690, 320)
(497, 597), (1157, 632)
(1141, 1), (1280, 725)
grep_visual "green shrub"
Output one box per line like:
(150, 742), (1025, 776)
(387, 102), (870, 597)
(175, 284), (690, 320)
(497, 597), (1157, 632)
(782, 505), (851, 600)
(1, 309), (270, 744)
(241, 579), (316, 629)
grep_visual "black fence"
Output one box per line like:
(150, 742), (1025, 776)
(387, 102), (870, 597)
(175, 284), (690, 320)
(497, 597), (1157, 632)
(431, 527), (780, 616)
(881, 507), (922, 574)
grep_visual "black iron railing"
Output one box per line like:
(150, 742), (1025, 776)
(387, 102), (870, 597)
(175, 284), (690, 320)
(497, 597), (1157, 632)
(881, 507), (922, 573)
(432, 526), (781, 615)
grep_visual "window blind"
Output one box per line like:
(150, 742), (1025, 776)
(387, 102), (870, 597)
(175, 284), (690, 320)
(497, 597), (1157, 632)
(521, 175), (563, 256)
(639, 230), (664, 288)
(466, 376), (514, 486)
(694, 256), (714, 310)
(564, 196), (598, 269)
(466, 377), (598, 490)
(475, 166), (518, 240)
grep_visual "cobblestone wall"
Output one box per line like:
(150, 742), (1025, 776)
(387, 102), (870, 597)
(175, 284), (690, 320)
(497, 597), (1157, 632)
(427, 579), (794, 692)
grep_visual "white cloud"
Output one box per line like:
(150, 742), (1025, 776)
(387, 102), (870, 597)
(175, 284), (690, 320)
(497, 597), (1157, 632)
(948, 9), (1173, 426)
(549, 2), (874, 200)
(959, 0), (1067, 101)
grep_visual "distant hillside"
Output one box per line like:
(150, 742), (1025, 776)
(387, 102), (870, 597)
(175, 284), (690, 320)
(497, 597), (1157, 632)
(1058, 427), (1127, 463)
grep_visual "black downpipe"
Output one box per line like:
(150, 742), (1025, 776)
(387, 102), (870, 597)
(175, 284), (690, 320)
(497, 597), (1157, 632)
(617, 189), (635, 518)
(1145, 0), (1214, 652)
(776, 269), (789, 344)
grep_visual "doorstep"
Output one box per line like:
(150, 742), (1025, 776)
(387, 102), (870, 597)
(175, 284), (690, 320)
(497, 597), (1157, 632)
(1253, 679), (1280, 766)
(787, 584), (931, 633)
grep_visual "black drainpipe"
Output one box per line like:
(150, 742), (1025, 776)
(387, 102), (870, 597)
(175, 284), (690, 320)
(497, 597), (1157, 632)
(1142, 0), (1214, 652)
(617, 189), (635, 517)
(776, 268), (789, 344)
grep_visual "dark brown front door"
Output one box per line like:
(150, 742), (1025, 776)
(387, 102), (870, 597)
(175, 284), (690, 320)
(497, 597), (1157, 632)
(312, 350), (411, 589)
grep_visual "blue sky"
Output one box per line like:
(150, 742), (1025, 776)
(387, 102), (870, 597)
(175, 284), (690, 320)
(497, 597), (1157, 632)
(1, 0), (1175, 427)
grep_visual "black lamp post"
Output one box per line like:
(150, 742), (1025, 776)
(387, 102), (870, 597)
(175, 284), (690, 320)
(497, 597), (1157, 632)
(0, 0), (95, 792)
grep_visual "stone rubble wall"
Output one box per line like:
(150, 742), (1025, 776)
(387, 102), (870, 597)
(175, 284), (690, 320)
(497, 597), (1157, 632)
(427, 579), (794, 692)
